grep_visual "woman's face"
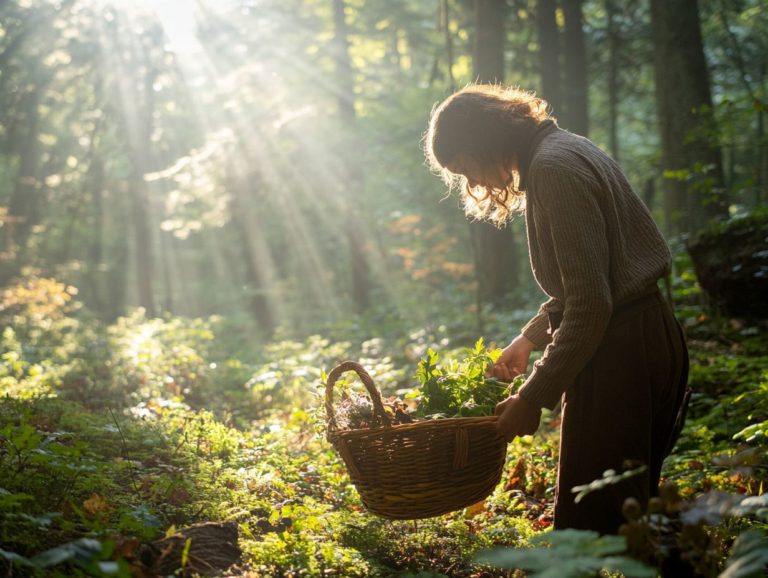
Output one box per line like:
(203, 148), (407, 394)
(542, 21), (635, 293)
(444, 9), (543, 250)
(447, 154), (514, 191)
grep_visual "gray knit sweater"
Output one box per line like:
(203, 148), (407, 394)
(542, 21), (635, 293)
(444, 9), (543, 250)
(517, 121), (671, 410)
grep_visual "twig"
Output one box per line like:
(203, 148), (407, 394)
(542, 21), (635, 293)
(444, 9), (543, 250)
(108, 406), (140, 494)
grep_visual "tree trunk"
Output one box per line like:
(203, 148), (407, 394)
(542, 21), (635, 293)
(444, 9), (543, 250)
(760, 92), (767, 206)
(536, 0), (562, 117)
(128, 181), (156, 317)
(561, 0), (589, 136)
(332, 0), (372, 313)
(606, 0), (620, 161)
(332, 0), (355, 125)
(128, 66), (159, 317)
(1, 81), (56, 259)
(754, 61), (768, 205)
(471, 0), (519, 314)
(474, 0), (506, 83)
(2, 87), (42, 285)
(760, 61), (767, 205)
(159, 227), (174, 314)
(650, 0), (726, 235)
(105, 199), (130, 322)
(87, 156), (106, 313)
(442, 0), (455, 92)
(390, 27), (403, 83)
(237, 206), (277, 337)
(717, 0), (767, 205)
(229, 175), (279, 337)
(109, 20), (159, 316)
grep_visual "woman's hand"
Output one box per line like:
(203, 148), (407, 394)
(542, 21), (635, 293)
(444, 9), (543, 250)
(494, 394), (541, 442)
(491, 334), (535, 382)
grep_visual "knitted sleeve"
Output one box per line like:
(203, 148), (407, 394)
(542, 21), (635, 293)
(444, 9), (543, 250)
(521, 297), (563, 349)
(518, 165), (613, 410)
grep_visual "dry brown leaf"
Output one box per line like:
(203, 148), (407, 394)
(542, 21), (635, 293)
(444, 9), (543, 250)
(83, 494), (112, 518)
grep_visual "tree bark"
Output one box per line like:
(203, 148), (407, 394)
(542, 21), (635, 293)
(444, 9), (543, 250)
(228, 173), (279, 336)
(128, 181), (156, 317)
(470, 0), (519, 313)
(4, 87), (42, 283)
(332, 0), (355, 125)
(717, 0), (767, 205)
(332, 0), (372, 313)
(760, 63), (767, 205)
(606, 0), (620, 161)
(105, 197), (130, 322)
(86, 157), (107, 314)
(650, 0), (726, 235)
(108, 19), (160, 316)
(474, 0), (506, 83)
(536, 0), (562, 117)
(442, 0), (456, 92)
(561, 0), (589, 136)
(129, 63), (159, 318)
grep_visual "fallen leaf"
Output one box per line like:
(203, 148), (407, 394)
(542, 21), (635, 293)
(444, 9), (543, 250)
(83, 494), (111, 519)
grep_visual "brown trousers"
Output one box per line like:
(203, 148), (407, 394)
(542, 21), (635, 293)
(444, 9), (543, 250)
(552, 290), (690, 534)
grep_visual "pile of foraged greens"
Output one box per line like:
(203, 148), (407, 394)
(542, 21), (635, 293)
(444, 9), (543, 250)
(332, 339), (522, 431)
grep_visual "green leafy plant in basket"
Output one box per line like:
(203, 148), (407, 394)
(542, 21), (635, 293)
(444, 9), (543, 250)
(408, 338), (523, 418)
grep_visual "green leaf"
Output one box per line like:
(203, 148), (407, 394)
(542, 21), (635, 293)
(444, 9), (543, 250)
(19, 511), (62, 527)
(662, 169), (691, 181)
(97, 561), (121, 574)
(478, 530), (656, 578)
(602, 556), (657, 577)
(734, 494), (768, 520)
(180, 537), (192, 569)
(479, 547), (606, 578)
(0, 548), (37, 568)
(126, 504), (162, 529)
(720, 530), (768, 578)
(0, 488), (33, 507)
(571, 466), (647, 504)
(31, 538), (103, 568)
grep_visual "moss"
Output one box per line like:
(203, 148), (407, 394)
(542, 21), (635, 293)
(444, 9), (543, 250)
(694, 205), (768, 244)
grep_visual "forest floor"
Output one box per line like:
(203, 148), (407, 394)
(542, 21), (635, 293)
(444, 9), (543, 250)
(1, 278), (767, 577)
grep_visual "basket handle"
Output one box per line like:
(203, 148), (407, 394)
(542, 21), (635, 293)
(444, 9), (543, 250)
(325, 360), (392, 433)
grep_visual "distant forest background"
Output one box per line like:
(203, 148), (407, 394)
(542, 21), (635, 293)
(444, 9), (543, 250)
(1, 0), (766, 341)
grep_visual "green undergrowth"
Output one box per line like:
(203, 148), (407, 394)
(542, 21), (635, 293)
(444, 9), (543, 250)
(1, 274), (767, 576)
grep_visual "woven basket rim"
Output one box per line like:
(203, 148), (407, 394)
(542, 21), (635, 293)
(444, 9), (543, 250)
(328, 414), (501, 440)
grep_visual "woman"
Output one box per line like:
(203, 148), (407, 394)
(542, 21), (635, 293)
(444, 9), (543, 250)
(425, 84), (689, 534)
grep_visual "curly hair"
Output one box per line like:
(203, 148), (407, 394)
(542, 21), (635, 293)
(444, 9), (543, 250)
(424, 84), (553, 226)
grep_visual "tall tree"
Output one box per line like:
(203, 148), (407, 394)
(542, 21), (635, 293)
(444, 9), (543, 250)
(442, 0), (456, 92)
(0, 3), (60, 285)
(651, 0), (726, 234)
(605, 0), (620, 160)
(228, 169), (279, 336)
(470, 0), (520, 313)
(5, 86), (43, 283)
(331, 0), (372, 313)
(536, 0), (562, 117)
(129, 62), (158, 317)
(561, 0), (589, 136)
(715, 0), (767, 204)
(475, 0), (506, 83)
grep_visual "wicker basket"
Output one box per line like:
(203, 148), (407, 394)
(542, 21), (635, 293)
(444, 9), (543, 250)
(325, 360), (508, 520)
